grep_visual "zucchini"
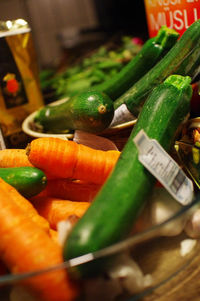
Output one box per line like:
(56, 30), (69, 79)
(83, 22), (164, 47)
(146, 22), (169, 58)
(34, 90), (114, 134)
(63, 75), (192, 276)
(113, 19), (200, 114)
(0, 167), (47, 198)
(94, 26), (179, 101)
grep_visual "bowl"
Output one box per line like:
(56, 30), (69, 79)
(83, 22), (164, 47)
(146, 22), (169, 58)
(18, 110), (200, 300)
(0, 187), (200, 301)
(22, 98), (74, 140)
(22, 99), (137, 150)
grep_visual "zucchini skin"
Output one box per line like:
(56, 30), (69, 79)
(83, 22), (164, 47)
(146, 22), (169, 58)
(95, 26), (179, 101)
(114, 19), (200, 114)
(0, 167), (47, 198)
(63, 75), (192, 275)
(34, 90), (114, 134)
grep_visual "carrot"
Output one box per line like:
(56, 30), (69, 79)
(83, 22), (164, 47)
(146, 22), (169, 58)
(49, 229), (59, 245)
(26, 137), (120, 184)
(0, 178), (50, 233)
(0, 149), (33, 167)
(38, 179), (101, 202)
(31, 196), (91, 230)
(0, 178), (78, 301)
(66, 214), (80, 226)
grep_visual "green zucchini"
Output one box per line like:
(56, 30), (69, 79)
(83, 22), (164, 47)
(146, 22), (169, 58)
(0, 167), (47, 198)
(113, 19), (200, 114)
(34, 90), (114, 134)
(94, 26), (179, 101)
(63, 75), (192, 276)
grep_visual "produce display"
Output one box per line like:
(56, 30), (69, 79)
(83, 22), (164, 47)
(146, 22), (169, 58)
(34, 25), (179, 135)
(1, 19), (200, 301)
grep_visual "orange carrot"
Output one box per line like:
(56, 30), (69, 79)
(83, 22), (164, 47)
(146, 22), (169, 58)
(0, 178), (78, 301)
(0, 178), (50, 233)
(26, 137), (120, 184)
(39, 179), (101, 202)
(0, 149), (33, 167)
(31, 196), (91, 230)
(66, 214), (80, 226)
(49, 229), (59, 245)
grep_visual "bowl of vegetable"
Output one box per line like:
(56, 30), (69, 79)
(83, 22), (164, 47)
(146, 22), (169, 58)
(0, 186), (200, 301)
(7, 17), (200, 299)
(22, 92), (137, 151)
(1, 73), (200, 301)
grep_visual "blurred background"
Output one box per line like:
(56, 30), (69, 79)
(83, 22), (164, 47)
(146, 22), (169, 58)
(0, 0), (148, 68)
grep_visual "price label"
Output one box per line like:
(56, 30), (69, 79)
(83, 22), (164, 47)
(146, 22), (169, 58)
(110, 104), (135, 127)
(134, 129), (194, 205)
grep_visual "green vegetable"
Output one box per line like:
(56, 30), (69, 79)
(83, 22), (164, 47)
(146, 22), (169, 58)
(94, 26), (179, 101)
(40, 37), (142, 101)
(95, 60), (122, 70)
(63, 74), (192, 276)
(34, 90), (114, 134)
(114, 19), (200, 114)
(0, 167), (47, 198)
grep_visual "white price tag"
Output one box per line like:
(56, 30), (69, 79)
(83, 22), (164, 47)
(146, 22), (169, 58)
(134, 129), (194, 206)
(110, 104), (135, 127)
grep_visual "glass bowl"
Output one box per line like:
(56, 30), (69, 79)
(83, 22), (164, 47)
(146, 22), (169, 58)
(8, 112), (200, 300)
(0, 188), (200, 301)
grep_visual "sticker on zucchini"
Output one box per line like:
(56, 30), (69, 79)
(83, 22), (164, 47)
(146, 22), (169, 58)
(110, 104), (136, 127)
(134, 129), (194, 206)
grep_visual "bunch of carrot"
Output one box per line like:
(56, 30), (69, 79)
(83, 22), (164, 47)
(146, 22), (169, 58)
(0, 137), (120, 300)
(0, 178), (78, 301)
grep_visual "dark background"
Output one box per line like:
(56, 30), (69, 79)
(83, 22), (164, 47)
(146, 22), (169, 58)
(93, 0), (149, 39)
